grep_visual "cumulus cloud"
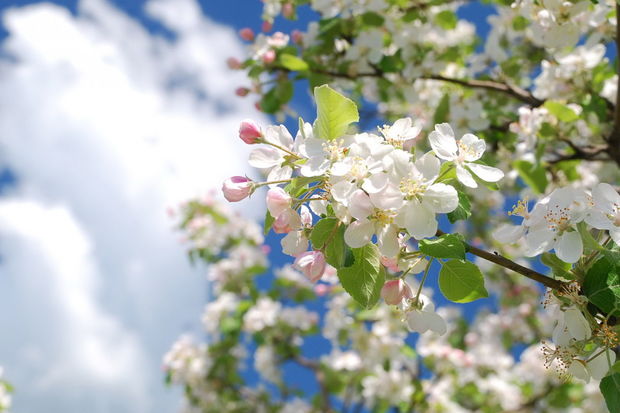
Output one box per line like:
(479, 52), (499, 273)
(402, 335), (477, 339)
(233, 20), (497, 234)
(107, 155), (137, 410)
(0, 0), (265, 411)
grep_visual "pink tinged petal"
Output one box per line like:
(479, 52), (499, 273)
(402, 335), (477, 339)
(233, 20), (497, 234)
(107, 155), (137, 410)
(414, 152), (440, 180)
(555, 231), (582, 263)
(344, 220), (375, 248)
(493, 224), (524, 244)
(592, 183), (620, 215)
(249, 147), (282, 168)
(524, 229), (555, 257)
(456, 165), (477, 188)
(381, 279), (409, 305)
(294, 251), (326, 283)
(466, 163), (504, 182)
(361, 173), (388, 194)
(459, 133), (486, 161)
(264, 124), (294, 148)
(300, 156), (330, 177)
(423, 183), (458, 213)
(395, 203), (437, 240)
(584, 210), (613, 230)
(281, 231), (309, 256)
(267, 165), (292, 185)
(567, 360), (591, 382)
(300, 205), (313, 227)
(377, 225), (400, 258)
(370, 184), (404, 210)
(588, 349), (616, 380)
(331, 180), (355, 205)
(429, 124), (458, 161)
(266, 187), (292, 218)
(564, 308), (591, 341)
(348, 190), (374, 220)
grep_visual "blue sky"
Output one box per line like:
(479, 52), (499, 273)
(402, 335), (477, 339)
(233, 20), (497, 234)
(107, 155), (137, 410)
(0, 1), (515, 412)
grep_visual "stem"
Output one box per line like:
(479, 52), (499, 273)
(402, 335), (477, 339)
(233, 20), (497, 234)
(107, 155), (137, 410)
(264, 141), (301, 159)
(256, 178), (293, 187)
(414, 258), (434, 302)
(436, 230), (568, 292)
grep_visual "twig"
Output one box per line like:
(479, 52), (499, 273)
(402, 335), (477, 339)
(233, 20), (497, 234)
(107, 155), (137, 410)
(436, 230), (569, 292)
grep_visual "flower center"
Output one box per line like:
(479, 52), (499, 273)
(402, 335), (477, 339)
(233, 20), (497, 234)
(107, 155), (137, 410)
(508, 198), (530, 219)
(322, 140), (347, 162)
(544, 204), (571, 233)
(372, 209), (394, 226)
(399, 177), (427, 200)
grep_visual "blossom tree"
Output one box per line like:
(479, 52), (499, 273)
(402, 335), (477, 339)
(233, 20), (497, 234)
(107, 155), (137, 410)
(167, 0), (620, 412)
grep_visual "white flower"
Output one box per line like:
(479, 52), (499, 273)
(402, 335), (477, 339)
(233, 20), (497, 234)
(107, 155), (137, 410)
(568, 349), (617, 382)
(552, 307), (591, 346)
(428, 123), (504, 188)
(379, 117), (422, 146)
(405, 294), (447, 335)
(248, 125), (294, 184)
(585, 183), (620, 244)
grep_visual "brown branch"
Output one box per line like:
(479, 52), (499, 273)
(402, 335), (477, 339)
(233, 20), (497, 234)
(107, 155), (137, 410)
(421, 74), (543, 107)
(306, 68), (543, 107)
(436, 230), (569, 292)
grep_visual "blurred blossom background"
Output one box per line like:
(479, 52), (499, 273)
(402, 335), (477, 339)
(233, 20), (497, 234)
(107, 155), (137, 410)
(0, 0), (284, 411)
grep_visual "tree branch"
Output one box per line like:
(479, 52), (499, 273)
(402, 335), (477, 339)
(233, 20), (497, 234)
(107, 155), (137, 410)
(436, 230), (569, 292)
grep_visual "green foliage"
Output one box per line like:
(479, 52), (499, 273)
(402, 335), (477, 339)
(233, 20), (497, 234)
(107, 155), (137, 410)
(541, 252), (574, 280)
(264, 210), (275, 235)
(513, 160), (548, 194)
(543, 101), (580, 123)
(311, 218), (351, 268)
(434, 10), (457, 30)
(337, 243), (385, 308)
(439, 260), (488, 303)
(447, 191), (472, 223)
(600, 373), (620, 413)
(419, 234), (466, 260)
(433, 93), (450, 124)
(583, 257), (620, 317)
(313, 85), (359, 140)
(279, 53), (309, 71)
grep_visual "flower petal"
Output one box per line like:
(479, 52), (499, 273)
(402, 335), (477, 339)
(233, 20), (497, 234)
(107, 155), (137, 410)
(377, 225), (400, 258)
(429, 123), (458, 161)
(395, 202), (437, 239)
(459, 133), (486, 161)
(467, 163), (504, 183)
(493, 224), (524, 244)
(593, 183), (620, 215)
(348, 190), (374, 220)
(249, 147), (281, 168)
(588, 349), (616, 380)
(344, 220), (374, 248)
(555, 231), (582, 264)
(456, 164), (477, 188)
(423, 183), (458, 213)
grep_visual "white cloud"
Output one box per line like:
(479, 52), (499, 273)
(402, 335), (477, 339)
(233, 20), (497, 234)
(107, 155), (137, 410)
(0, 0), (266, 411)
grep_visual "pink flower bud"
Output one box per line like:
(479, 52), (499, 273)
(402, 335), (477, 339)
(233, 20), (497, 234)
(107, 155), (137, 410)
(314, 284), (331, 296)
(262, 50), (276, 64)
(239, 27), (254, 41)
(222, 176), (253, 202)
(266, 187), (291, 217)
(235, 87), (250, 97)
(300, 205), (312, 227)
(380, 256), (400, 272)
(226, 57), (241, 69)
(282, 3), (295, 18)
(238, 119), (262, 144)
(291, 29), (303, 45)
(294, 251), (326, 283)
(380, 279), (413, 305)
(262, 21), (273, 32)
(273, 208), (300, 234)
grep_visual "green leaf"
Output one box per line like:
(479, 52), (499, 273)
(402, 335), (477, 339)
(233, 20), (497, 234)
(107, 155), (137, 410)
(310, 218), (339, 249)
(512, 15), (529, 30)
(276, 79), (294, 103)
(433, 93), (450, 124)
(513, 160), (548, 194)
(259, 87), (281, 114)
(284, 176), (316, 198)
(361, 11), (385, 26)
(337, 243), (385, 308)
(311, 218), (350, 268)
(279, 53), (309, 71)
(600, 373), (620, 413)
(313, 85), (359, 140)
(583, 257), (620, 317)
(447, 191), (471, 223)
(439, 259), (489, 303)
(435, 10), (457, 30)
(264, 210), (275, 235)
(419, 234), (466, 260)
(543, 101), (580, 123)
(541, 252), (574, 280)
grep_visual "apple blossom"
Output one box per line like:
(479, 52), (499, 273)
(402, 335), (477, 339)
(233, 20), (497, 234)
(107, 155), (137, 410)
(266, 186), (291, 218)
(239, 27), (254, 41)
(238, 119), (263, 144)
(222, 176), (254, 202)
(405, 294), (447, 335)
(294, 251), (326, 283)
(380, 279), (413, 305)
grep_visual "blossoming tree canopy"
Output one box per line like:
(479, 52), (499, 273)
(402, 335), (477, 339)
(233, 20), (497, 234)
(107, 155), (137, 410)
(219, 80), (620, 410)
